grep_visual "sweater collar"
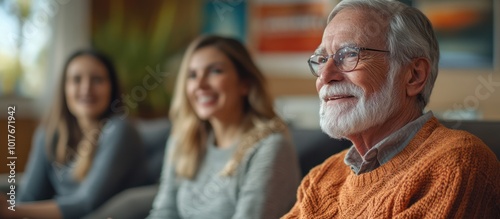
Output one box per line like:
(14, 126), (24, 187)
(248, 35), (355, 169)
(346, 116), (442, 186)
(345, 112), (433, 175)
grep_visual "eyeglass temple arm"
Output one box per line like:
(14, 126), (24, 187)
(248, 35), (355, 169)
(359, 47), (390, 53)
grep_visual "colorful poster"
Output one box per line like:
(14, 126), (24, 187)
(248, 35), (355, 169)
(251, 0), (328, 53)
(414, 0), (494, 68)
(203, 0), (247, 42)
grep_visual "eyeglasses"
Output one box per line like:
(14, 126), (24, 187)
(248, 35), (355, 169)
(307, 46), (390, 77)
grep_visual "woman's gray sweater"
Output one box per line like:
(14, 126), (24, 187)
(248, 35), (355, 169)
(148, 132), (301, 219)
(18, 116), (146, 218)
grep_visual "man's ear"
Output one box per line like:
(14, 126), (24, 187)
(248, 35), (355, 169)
(405, 58), (430, 97)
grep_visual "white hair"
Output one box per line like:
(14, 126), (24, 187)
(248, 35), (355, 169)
(328, 0), (439, 110)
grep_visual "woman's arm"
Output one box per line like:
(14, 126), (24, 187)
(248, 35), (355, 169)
(4, 119), (144, 219)
(51, 117), (146, 218)
(18, 128), (55, 202)
(0, 196), (62, 219)
(232, 133), (301, 219)
(146, 138), (181, 219)
(2, 128), (62, 219)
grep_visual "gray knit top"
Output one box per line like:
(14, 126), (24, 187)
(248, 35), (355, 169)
(147, 132), (301, 219)
(18, 116), (147, 219)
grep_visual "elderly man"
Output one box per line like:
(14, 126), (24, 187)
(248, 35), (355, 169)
(283, 0), (500, 218)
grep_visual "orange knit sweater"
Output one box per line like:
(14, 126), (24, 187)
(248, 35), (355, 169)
(283, 118), (500, 218)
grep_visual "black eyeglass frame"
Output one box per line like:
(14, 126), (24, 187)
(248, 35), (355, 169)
(307, 46), (390, 77)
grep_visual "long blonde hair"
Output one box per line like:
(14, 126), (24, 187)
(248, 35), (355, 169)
(170, 35), (286, 178)
(43, 50), (121, 182)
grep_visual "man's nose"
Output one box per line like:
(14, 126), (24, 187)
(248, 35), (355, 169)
(318, 59), (344, 84)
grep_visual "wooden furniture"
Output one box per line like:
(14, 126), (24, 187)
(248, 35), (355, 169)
(0, 118), (38, 174)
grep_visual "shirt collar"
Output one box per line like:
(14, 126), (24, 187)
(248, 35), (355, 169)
(344, 111), (433, 174)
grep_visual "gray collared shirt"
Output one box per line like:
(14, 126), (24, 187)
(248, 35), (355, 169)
(344, 111), (433, 175)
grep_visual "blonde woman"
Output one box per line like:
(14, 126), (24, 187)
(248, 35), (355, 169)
(0, 50), (146, 219)
(148, 35), (301, 219)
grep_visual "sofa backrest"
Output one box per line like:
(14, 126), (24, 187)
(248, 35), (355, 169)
(440, 120), (500, 159)
(290, 128), (351, 177)
(135, 118), (499, 183)
(135, 118), (171, 184)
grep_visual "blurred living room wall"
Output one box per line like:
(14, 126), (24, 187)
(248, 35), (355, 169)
(0, 0), (499, 174)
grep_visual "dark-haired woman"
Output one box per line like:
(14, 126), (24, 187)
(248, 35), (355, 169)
(0, 50), (146, 219)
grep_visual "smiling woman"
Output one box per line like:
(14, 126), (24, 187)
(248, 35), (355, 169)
(0, 50), (148, 219)
(64, 55), (112, 123)
(147, 35), (301, 219)
(186, 46), (249, 127)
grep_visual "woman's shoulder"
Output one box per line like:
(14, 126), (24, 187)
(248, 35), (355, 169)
(32, 125), (58, 148)
(259, 132), (289, 144)
(33, 125), (47, 140)
(30, 125), (51, 153)
(248, 131), (294, 156)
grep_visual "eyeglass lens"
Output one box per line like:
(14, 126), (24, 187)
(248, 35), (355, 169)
(309, 46), (360, 76)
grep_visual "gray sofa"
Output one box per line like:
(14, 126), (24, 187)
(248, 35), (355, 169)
(137, 118), (500, 180)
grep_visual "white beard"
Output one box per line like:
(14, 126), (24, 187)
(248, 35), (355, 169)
(319, 76), (397, 139)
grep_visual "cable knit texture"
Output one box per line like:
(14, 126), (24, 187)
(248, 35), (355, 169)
(282, 117), (500, 219)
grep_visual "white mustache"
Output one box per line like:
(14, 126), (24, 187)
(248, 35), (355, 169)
(319, 83), (364, 100)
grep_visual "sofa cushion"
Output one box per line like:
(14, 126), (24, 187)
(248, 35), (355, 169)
(440, 120), (500, 159)
(135, 118), (170, 184)
(290, 128), (351, 177)
(132, 118), (499, 183)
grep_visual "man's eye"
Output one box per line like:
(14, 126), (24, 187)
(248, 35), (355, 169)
(318, 56), (328, 63)
(345, 51), (358, 58)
